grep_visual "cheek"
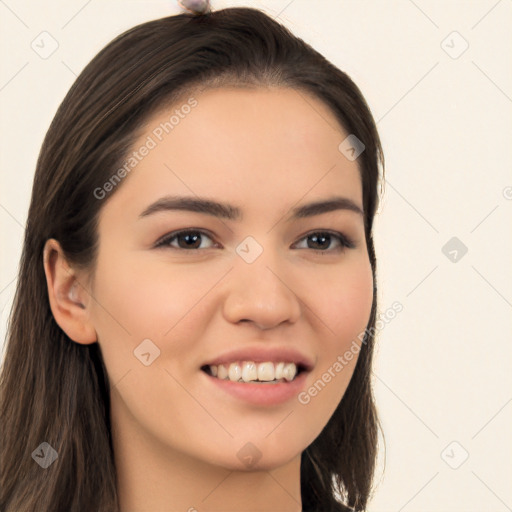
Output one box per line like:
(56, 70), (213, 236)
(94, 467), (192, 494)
(92, 252), (198, 331)
(299, 258), (373, 411)
(89, 251), (220, 372)
(309, 257), (374, 349)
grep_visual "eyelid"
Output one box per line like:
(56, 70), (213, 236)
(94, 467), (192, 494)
(153, 228), (218, 249)
(154, 228), (356, 252)
(292, 229), (356, 250)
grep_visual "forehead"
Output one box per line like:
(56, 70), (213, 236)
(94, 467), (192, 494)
(101, 87), (363, 221)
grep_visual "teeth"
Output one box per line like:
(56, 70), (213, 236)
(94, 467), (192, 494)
(274, 362), (285, 380)
(217, 364), (228, 380)
(228, 362), (242, 382)
(282, 363), (297, 382)
(241, 362), (258, 382)
(257, 362), (274, 381)
(206, 361), (298, 383)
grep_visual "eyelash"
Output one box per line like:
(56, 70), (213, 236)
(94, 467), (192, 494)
(154, 229), (356, 253)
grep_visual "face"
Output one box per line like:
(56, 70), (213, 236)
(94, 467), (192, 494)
(87, 86), (373, 471)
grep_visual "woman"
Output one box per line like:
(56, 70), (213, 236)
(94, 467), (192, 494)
(0, 3), (385, 511)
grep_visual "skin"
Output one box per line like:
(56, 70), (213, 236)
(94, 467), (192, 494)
(44, 87), (374, 512)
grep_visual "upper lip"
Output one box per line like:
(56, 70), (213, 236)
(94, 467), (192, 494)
(201, 346), (315, 372)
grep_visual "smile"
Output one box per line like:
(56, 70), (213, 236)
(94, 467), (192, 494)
(202, 360), (307, 383)
(201, 361), (310, 405)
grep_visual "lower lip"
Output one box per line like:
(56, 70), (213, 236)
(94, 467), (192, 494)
(203, 370), (309, 406)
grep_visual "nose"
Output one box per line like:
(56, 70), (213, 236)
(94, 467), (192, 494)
(222, 252), (301, 330)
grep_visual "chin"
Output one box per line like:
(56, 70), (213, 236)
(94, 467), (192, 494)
(206, 445), (303, 472)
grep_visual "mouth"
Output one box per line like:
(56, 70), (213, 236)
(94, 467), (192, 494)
(200, 360), (311, 406)
(200, 360), (308, 384)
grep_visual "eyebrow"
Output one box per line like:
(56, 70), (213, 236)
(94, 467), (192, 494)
(138, 195), (364, 221)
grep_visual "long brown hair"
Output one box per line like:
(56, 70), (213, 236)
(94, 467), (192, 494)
(0, 7), (384, 511)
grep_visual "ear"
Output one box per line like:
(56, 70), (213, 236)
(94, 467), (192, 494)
(43, 238), (97, 345)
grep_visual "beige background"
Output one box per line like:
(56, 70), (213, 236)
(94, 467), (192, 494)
(1, 1), (511, 510)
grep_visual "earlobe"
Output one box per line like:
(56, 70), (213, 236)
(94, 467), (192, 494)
(42, 238), (97, 345)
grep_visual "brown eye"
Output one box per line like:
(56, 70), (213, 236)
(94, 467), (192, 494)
(155, 230), (216, 250)
(308, 233), (332, 250)
(294, 231), (355, 252)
